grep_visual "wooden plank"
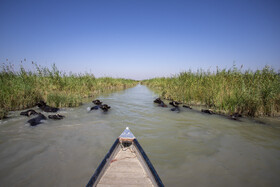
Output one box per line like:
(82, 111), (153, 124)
(98, 184), (149, 187)
(99, 177), (153, 185)
(99, 172), (148, 179)
(97, 147), (154, 187)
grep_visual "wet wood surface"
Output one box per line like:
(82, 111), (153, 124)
(97, 147), (154, 187)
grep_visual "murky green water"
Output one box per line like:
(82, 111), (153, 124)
(1, 85), (280, 187)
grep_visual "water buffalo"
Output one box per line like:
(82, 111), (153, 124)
(100, 104), (111, 112)
(229, 113), (242, 120)
(201, 109), (214, 114)
(154, 98), (162, 104)
(87, 105), (100, 111)
(92, 100), (102, 105)
(171, 106), (180, 113)
(169, 101), (181, 107)
(154, 98), (167, 107)
(27, 113), (47, 126)
(159, 102), (167, 107)
(48, 114), (65, 120)
(37, 101), (59, 113)
(183, 105), (192, 109)
(20, 109), (38, 116)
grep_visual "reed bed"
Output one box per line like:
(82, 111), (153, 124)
(142, 66), (280, 117)
(0, 63), (137, 119)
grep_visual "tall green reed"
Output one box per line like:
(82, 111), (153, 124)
(142, 66), (280, 117)
(0, 62), (137, 119)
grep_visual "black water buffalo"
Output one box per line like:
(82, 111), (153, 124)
(159, 102), (167, 107)
(169, 101), (181, 112)
(100, 104), (111, 112)
(169, 101), (181, 107)
(92, 100), (102, 105)
(48, 114), (65, 120)
(201, 109), (214, 114)
(154, 98), (162, 104)
(87, 105), (100, 111)
(183, 105), (192, 109)
(27, 113), (47, 126)
(229, 113), (242, 120)
(37, 101), (59, 112)
(20, 109), (38, 116)
(154, 98), (167, 107)
(171, 106), (180, 112)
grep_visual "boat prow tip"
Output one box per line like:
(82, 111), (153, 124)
(119, 127), (135, 140)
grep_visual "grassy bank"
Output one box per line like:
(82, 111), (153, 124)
(0, 63), (138, 119)
(142, 66), (280, 117)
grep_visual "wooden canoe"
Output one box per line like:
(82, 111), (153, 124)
(86, 127), (164, 187)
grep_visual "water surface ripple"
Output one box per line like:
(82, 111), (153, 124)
(0, 85), (280, 186)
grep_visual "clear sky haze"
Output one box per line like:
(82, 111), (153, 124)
(0, 0), (279, 80)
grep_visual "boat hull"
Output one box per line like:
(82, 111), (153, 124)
(86, 136), (164, 187)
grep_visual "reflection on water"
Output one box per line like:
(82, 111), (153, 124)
(1, 84), (280, 187)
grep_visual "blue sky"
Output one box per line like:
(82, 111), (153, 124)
(0, 0), (279, 80)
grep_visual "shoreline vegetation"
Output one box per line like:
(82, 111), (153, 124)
(142, 66), (280, 117)
(0, 63), (138, 119)
(1, 63), (279, 119)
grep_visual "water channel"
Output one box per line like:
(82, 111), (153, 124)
(1, 85), (280, 187)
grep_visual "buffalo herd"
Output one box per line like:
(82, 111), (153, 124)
(87, 100), (111, 112)
(20, 96), (241, 127)
(153, 97), (242, 121)
(20, 101), (64, 126)
(21, 99), (111, 127)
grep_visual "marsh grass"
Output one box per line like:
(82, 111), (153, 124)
(142, 66), (280, 117)
(0, 63), (137, 119)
